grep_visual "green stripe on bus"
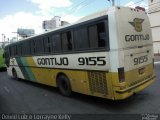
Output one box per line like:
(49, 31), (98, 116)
(16, 57), (36, 82)
(16, 57), (30, 80)
(21, 57), (36, 82)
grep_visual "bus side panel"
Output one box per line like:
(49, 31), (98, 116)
(9, 56), (114, 99)
(29, 68), (114, 99)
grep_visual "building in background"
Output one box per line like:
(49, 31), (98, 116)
(148, 0), (160, 55)
(42, 16), (69, 31)
(61, 21), (70, 26)
(17, 28), (35, 38)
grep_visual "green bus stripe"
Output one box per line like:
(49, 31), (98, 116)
(16, 57), (36, 82)
(21, 57), (36, 82)
(16, 57), (30, 80)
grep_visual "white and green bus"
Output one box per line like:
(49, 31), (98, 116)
(4, 7), (155, 100)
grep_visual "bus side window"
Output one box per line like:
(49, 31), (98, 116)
(51, 34), (61, 52)
(17, 43), (22, 56)
(44, 37), (51, 53)
(97, 22), (106, 47)
(11, 45), (14, 57)
(88, 21), (107, 49)
(36, 38), (44, 54)
(23, 41), (30, 56)
(15, 45), (18, 56)
(9, 46), (11, 57)
(89, 25), (98, 48)
(21, 42), (25, 56)
(31, 40), (36, 55)
(21, 41), (29, 56)
(74, 27), (89, 50)
(62, 31), (73, 51)
(26, 41), (31, 55)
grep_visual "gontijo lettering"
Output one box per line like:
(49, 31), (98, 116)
(125, 34), (149, 42)
(37, 57), (69, 66)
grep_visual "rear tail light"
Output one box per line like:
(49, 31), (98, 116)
(118, 67), (125, 83)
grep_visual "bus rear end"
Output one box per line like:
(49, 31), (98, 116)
(110, 7), (156, 100)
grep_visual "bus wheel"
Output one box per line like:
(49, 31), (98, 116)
(57, 75), (72, 97)
(12, 69), (18, 80)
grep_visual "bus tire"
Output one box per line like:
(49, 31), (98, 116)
(12, 69), (18, 80)
(57, 75), (72, 97)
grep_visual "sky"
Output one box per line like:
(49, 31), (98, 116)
(0, 0), (148, 42)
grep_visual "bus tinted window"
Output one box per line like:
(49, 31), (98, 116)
(62, 31), (73, 51)
(44, 37), (51, 53)
(17, 43), (22, 56)
(15, 45), (18, 56)
(89, 25), (98, 48)
(21, 42), (25, 55)
(97, 22), (106, 47)
(22, 41), (30, 55)
(11, 45), (14, 57)
(88, 21), (107, 49)
(74, 27), (89, 50)
(30, 40), (36, 55)
(36, 38), (44, 54)
(51, 34), (61, 52)
(9, 46), (11, 57)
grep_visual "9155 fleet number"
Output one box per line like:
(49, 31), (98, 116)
(78, 57), (106, 66)
(134, 55), (148, 65)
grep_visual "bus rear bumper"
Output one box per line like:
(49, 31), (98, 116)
(113, 75), (156, 100)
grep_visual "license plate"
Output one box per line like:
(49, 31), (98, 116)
(138, 67), (145, 75)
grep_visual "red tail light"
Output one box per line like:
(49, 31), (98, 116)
(118, 67), (125, 83)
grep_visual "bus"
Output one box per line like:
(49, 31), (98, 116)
(4, 6), (156, 100)
(0, 43), (6, 69)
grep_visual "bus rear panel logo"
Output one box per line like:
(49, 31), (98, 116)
(129, 18), (144, 32)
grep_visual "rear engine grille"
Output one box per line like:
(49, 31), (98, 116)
(88, 71), (108, 95)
